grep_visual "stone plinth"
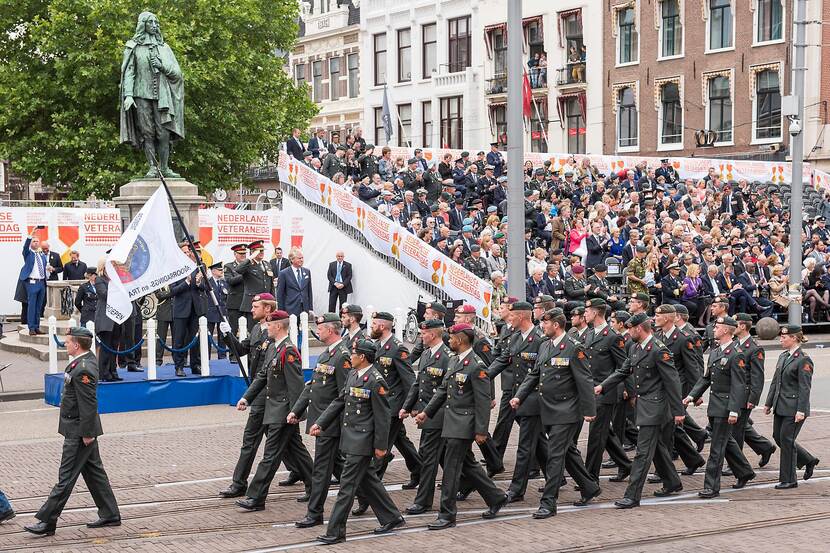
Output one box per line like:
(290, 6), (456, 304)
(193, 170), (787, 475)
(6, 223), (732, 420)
(45, 280), (84, 321)
(113, 178), (205, 239)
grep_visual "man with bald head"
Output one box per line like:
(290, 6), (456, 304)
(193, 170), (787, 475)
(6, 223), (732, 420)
(327, 252), (353, 312)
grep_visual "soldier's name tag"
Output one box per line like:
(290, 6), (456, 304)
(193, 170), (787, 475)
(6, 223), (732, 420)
(520, 352), (538, 361)
(553, 358), (570, 366)
(426, 367), (444, 377)
(454, 373), (468, 383)
(315, 364), (335, 375)
(378, 357), (392, 367)
(63, 373), (72, 384)
(350, 387), (371, 399)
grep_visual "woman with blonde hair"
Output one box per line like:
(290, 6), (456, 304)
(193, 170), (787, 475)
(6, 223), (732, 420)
(528, 247), (548, 275)
(768, 264), (790, 308)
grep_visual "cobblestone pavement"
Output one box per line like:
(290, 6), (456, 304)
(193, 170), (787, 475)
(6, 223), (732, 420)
(1, 350), (829, 552)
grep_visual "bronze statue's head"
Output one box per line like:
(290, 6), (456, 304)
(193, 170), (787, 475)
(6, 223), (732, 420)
(132, 11), (163, 44)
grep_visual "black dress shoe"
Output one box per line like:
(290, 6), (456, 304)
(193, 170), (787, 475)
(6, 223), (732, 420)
(758, 446), (776, 468)
(235, 498), (265, 511)
(573, 486), (600, 507)
(317, 534), (345, 545)
(647, 474), (662, 484)
(191, 368), (202, 375)
(427, 518), (455, 530)
(481, 495), (507, 519)
(653, 484), (682, 497)
(296, 491), (310, 503)
(0, 509), (15, 524)
(609, 467), (631, 482)
(24, 521), (56, 536)
(112, 375), (124, 381)
(373, 516), (405, 534)
(487, 466), (505, 478)
(175, 368), (186, 377)
(698, 489), (719, 499)
(351, 502), (369, 516)
(775, 482), (798, 489)
(86, 517), (121, 528)
(681, 460), (704, 476)
(279, 472), (302, 486)
(601, 460), (618, 469)
(405, 504), (428, 515)
(219, 486), (245, 498)
(804, 458), (819, 481)
(401, 478), (419, 490)
(295, 516), (323, 528)
(505, 492), (524, 504)
(695, 436), (706, 452)
(126, 365), (143, 372)
(527, 469), (542, 480)
(732, 473), (755, 489)
(721, 467), (733, 476)
(614, 498), (639, 509)
(456, 490), (471, 501)
(532, 507), (556, 519)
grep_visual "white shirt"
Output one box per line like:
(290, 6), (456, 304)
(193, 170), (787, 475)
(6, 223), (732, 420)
(663, 326), (677, 338)
(456, 347), (473, 362)
(520, 326), (534, 341)
(429, 342), (443, 356)
(639, 333), (653, 350)
(348, 327), (361, 339)
(592, 322), (608, 335)
(550, 332), (566, 350)
(28, 248), (46, 280)
(328, 338), (343, 354)
(357, 363), (373, 379)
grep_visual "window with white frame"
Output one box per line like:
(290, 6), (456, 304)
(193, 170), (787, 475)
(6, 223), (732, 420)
(755, 69), (781, 140)
(373, 33), (387, 86)
(756, 0), (783, 43)
(312, 60), (323, 102)
(660, 0), (682, 58)
(618, 7), (638, 64)
(398, 103), (412, 147)
(708, 75), (732, 143)
(329, 57), (340, 101)
(708, 0), (733, 50)
(660, 82), (682, 145)
(347, 53), (359, 98)
(397, 28), (411, 83)
(617, 86), (638, 149)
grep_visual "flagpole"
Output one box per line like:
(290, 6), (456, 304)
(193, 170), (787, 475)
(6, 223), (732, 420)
(147, 157), (250, 385)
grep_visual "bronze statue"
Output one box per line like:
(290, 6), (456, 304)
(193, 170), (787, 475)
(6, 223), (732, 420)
(119, 12), (185, 179)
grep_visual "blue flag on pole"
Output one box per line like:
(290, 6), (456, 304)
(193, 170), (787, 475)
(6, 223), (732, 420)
(381, 85), (394, 142)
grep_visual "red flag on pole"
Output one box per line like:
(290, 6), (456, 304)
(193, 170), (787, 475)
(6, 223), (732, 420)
(522, 72), (532, 119)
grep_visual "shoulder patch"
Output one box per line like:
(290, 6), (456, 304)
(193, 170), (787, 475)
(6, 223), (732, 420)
(577, 351), (586, 360)
(287, 354), (296, 363)
(687, 341), (694, 350)
(478, 370), (487, 379)
(377, 385), (387, 395)
(757, 351), (763, 360)
(482, 344), (490, 352)
(400, 350), (408, 360)
(662, 352), (671, 361)
(81, 374), (91, 385)
(738, 359), (745, 367)
(618, 339), (626, 348)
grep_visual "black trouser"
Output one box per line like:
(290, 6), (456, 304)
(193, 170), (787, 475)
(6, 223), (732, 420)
(412, 428), (445, 508)
(155, 319), (172, 365)
(173, 316), (200, 373)
(439, 438), (505, 521)
(476, 435), (505, 473)
(207, 321), (226, 359)
(673, 424), (705, 469)
(36, 437), (120, 525)
(324, 454), (401, 539)
(683, 412), (708, 444)
(231, 407), (267, 490)
(96, 328), (122, 380)
(246, 424), (312, 504)
(772, 414), (815, 484)
(540, 422), (598, 510)
(508, 415), (548, 496)
(378, 417), (421, 480)
(306, 435), (341, 519)
(625, 421), (682, 502)
(328, 289), (348, 312)
(227, 308), (242, 336)
(703, 416), (754, 492)
(586, 402), (631, 479)
(742, 417), (776, 456)
(492, 392), (516, 459)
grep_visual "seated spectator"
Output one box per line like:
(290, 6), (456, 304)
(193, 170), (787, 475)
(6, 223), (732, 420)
(527, 247), (548, 276)
(490, 271), (507, 309)
(681, 263), (703, 320)
(608, 228), (626, 258)
(526, 267), (546, 302)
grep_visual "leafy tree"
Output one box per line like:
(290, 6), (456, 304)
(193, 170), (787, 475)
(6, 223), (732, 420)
(0, 0), (317, 198)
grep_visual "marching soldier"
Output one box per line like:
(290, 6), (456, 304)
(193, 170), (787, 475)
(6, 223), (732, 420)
(400, 319), (452, 514)
(409, 302), (449, 362)
(654, 305), (706, 475)
(235, 240), (275, 330)
(764, 325), (820, 488)
(415, 324), (508, 529)
(672, 305), (709, 448)
(453, 303), (495, 365)
(567, 306), (589, 343)
(510, 308), (600, 518)
(734, 314), (777, 467)
(488, 301), (548, 503)
(582, 299), (631, 482)
(595, 313), (686, 508)
(224, 243), (248, 336)
(234, 310), (313, 511)
(704, 297), (730, 352)
(684, 317), (756, 498)
(312, 340), (406, 544)
(25, 327), (120, 536)
(609, 310), (638, 451)
(340, 304), (365, 348)
(288, 313), (352, 528)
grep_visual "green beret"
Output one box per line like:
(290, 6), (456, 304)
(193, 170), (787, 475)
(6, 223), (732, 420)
(353, 339), (376, 355)
(632, 292), (650, 303)
(626, 312), (650, 328)
(419, 319), (444, 330)
(655, 304), (676, 314)
(715, 316), (738, 328)
(425, 302), (448, 315)
(585, 298), (607, 309)
(315, 313), (341, 325)
(509, 301), (533, 312)
(373, 311), (395, 322)
(68, 326), (93, 339)
(735, 313), (753, 323)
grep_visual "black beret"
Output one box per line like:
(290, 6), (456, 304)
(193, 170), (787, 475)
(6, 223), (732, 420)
(425, 302), (448, 315)
(373, 311), (395, 322)
(626, 312), (650, 328)
(419, 319), (444, 330)
(353, 339), (376, 355)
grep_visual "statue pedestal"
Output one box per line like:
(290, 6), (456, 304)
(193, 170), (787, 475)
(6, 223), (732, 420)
(113, 178), (205, 239)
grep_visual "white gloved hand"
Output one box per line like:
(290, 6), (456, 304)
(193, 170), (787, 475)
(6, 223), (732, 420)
(219, 322), (232, 335)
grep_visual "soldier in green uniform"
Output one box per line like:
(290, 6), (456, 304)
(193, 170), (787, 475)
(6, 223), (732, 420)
(684, 316), (756, 498)
(511, 308), (600, 518)
(582, 298), (631, 482)
(409, 302), (449, 362)
(454, 304), (495, 366)
(415, 324), (508, 529)
(235, 240), (275, 329)
(624, 246), (649, 297)
(400, 319), (452, 514)
(704, 297), (729, 352)
(313, 340), (406, 544)
(764, 325), (820, 488)
(288, 313), (352, 528)
(671, 304), (709, 449)
(25, 327), (120, 536)
(340, 304), (365, 349)
(567, 306), (589, 343)
(223, 243), (248, 337)
(595, 313), (686, 508)
(234, 310), (313, 511)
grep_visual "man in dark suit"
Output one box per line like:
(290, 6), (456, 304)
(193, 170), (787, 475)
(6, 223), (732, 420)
(235, 240), (275, 329)
(448, 199), (466, 231)
(307, 129), (329, 159)
(736, 264), (775, 318)
(720, 184), (745, 218)
(170, 244), (209, 377)
(286, 128), (304, 160)
(19, 231), (47, 335)
(207, 262), (228, 360)
(270, 247), (291, 294)
(63, 251), (88, 280)
(327, 251), (352, 312)
(40, 241), (63, 282)
(276, 248), (313, 318)
(74, 268), (98, 327)
(486, 142), (504, 177)
(584, 222), (607, 270)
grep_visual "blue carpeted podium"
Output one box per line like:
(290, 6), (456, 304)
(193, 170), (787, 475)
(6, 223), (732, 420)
(44, 356), (319, 414)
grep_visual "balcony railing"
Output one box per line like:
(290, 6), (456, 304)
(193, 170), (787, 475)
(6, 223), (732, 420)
(485, 72), (549, 95)
(555, 63), (586, 87)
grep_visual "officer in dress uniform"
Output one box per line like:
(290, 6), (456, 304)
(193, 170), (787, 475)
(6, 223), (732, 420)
(684, 317), (756, 498)
(207, 262), (228, 359)
(341, 304), (365, 349)
(487, 301), (548, 503)
(234, 310), (313, 511)
(312, 339), (406, 544)
(224, 244), (248, 337)
(400, 319), (452, 514)
(510, 308), (600, 518)
(235, 240), (275, 330)
(73, 268), (99, 327)
(24, 327), (120, 536)
(596, 313), (686, 508)
(586, 264), (625, 311)
(764, 325), (820, 488)
(289, 313), (352, 528)
(408, 302), (450, 362)
(415, 324), (508, 530)
(170, 243), (209, 377)
(672, 305), (710, 448)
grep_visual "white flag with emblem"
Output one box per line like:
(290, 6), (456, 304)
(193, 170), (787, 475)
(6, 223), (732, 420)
(104, 185), (196, 323)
